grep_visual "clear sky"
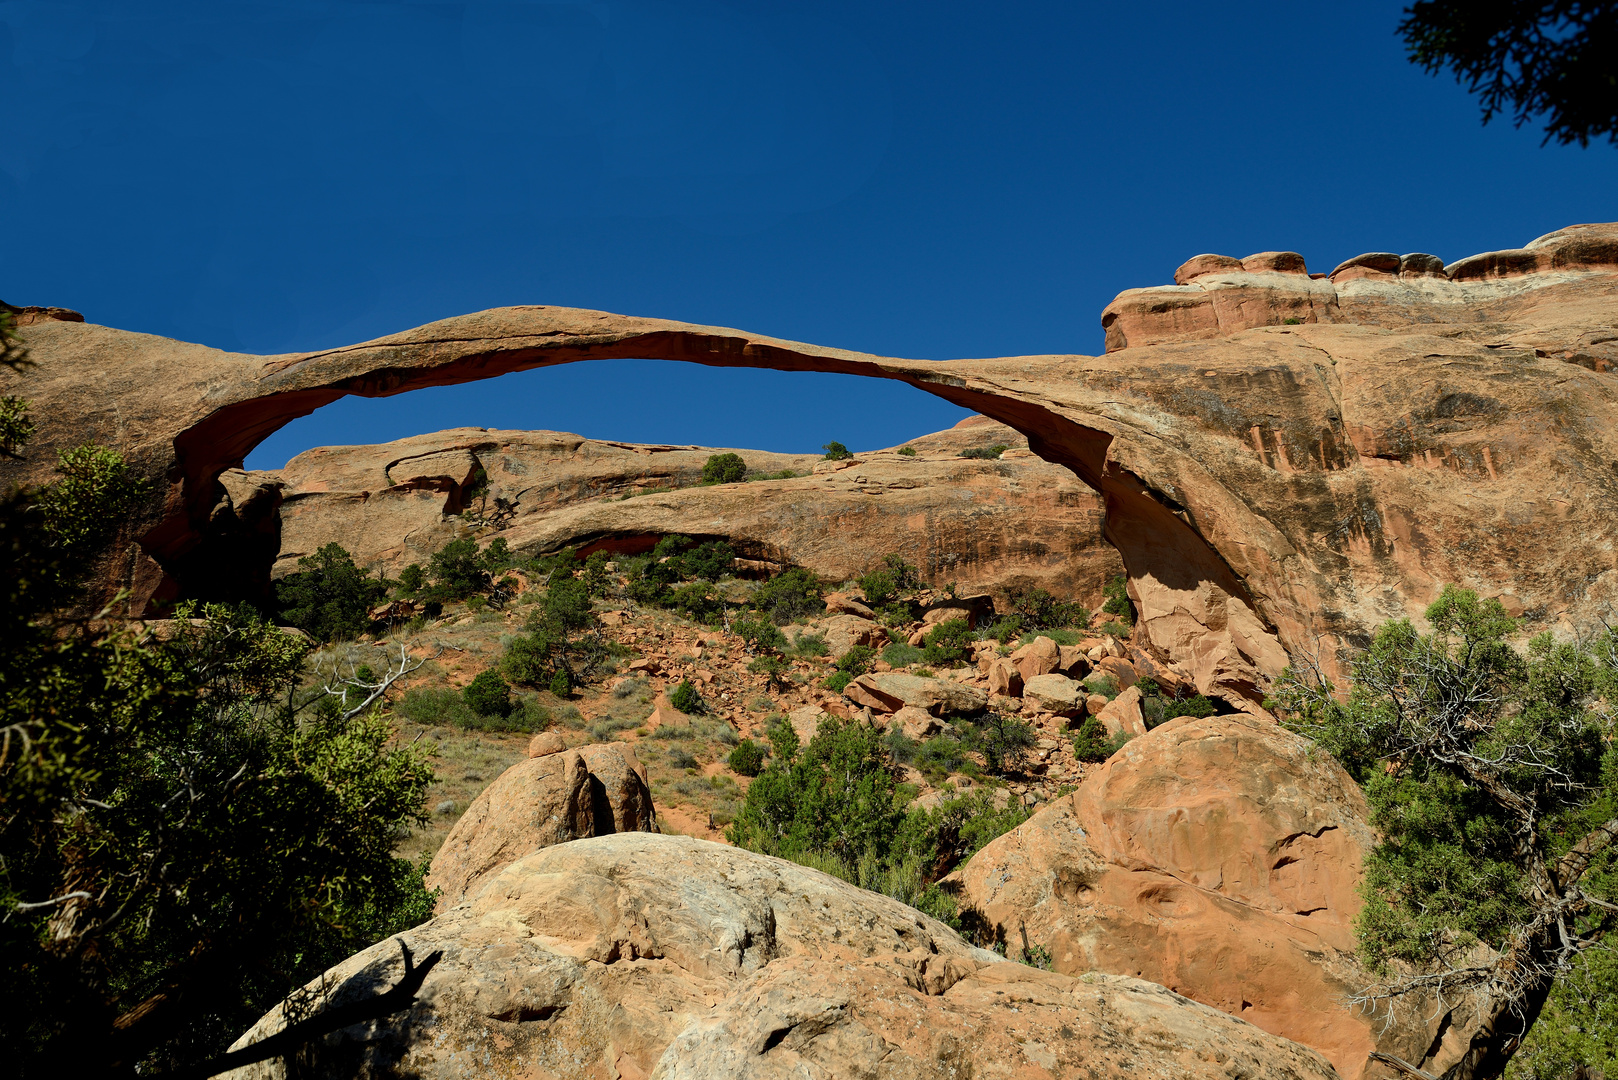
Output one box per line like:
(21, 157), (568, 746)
(2, 1), (1612, 470)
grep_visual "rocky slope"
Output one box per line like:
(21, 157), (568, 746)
(250, 416), (1121, 605)
(224, 833), (1341, 1080)
(8, 222), (1615, 709)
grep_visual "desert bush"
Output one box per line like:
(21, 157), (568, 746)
(0, 394), (35, 458)
(427, 537), (489, 601)
(397, 563), (425, 595)
(1071, 716), (1131, 762)
(36, 443), (150, 560)
(463, 669), (513, 718)
(921, 618), (974, 666)
(702, 452), (747, 484)
(668, 581), (723, 622)
(959, 712), (1036, 774)
(882, 642), (925, 668)
(959, 444), (1007, 460)
(821, 441), (852, 460)
(822, 670), (853, 692)
(748, 654), (791, 690)
(670, 678), (705, 714)
(897, 445), (916, 456)
(275, 542), (388, 642)
(750, 566), (825, 624)
(790, 631), (829, 658)
(1101, 574), (1133, 626)
(836, 645), (876, 676)
(1009, 587), (1087, 630)
(734, 615), (789, 654)
(674, 540), (736, 582)
(727, 739), (767, 776)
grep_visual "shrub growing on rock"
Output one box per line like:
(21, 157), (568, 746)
(897, 445), (916, 456)
(821, 441), (853, 461)
(959, 444), (1008, 460)
(1072, 716), (1131, 762)
(1009, 587), (1087, 630)
(36, 444), (150, 561)
(922, 618), (974, 666)
(1101, 574), (1133, 627)
(702, 452), (747, 484)
(750, 566), (825, 624)
(670, 678), (705, 714)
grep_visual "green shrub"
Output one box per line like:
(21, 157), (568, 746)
(750, 468), (800, 481)
(912, 734), (971, 784)
(734, 615), (789, 654)
(670, 678), (705, 714)
(702, 453), (747, 484)
(750, 567), (825, 624)
(668, 581), (723, 622)
(397, 563), (425, 595)
(822, 441), (852, 460)
(274, 542), (388, 642)
(1072, 717), (1132, 762)
(822, 670), (853, 692)
(727, 739), (767, 776)
(921, 619), (974, 666)
(1101, 574), (1133, 626)
(393, 685), (475, 728)
(897, 445), (916, 456)
(36, 444), (150, 559)
(676, 540), (736, 582)
(790, 632), (829, 658)
(1084, 673), (1120, 698)
(464, 669), (513, 718)
(548, 669), (571, 697)
(836, 645), (876, 676)
(480, 536), (516, 572)
(652, 534), (693, 561)
(1098, 621), (1131, 638)
(882, 642), (925, 668)
(960, 712), (1036, 774)
(749, 654), (791, 690)
(1009, 588), (1087, 630)
(0, 394), (35, 458)
(428, 538), (489, 601)
(960, 444), (1008, 460)
(467, 696), (552, 734)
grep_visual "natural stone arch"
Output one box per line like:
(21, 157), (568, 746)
(10, 221), (1616, 709)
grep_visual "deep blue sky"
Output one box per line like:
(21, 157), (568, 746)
(2, 1), (1612, 470)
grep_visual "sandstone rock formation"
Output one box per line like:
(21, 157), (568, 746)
(9, 222), (1616, 709)
(423, 742), (655, 910)
(252, 416), (1119, 605)
(948, 713), (1478, 1079)
(225, 833), (1340, 1080)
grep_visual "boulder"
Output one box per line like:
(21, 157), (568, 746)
(1095, 685), (1147, 737)
(1057, 643), (1090, 676)
(890, 704), (942, 740)
(424, 744), (656, 910)
(919, 592), (995, 628)
(986, 656), (1023, 697)
(526, 730), (566, 757)
(850, 672), (988, 717)
(1085, 693), (1109, 716)
(822, 614), (887, 655)
(1011, 635), (1062, 681)
(787, 704), (828, 745)
(823, 591), (874, 618)
(226, 834), (1339, 1080)
(949, 714), (1479, 1080)
(1021, 673), (1084, 716)
(1094, 654), (1138, 689)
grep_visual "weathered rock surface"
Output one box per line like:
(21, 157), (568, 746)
(845, 672), (988, 716)
(226, 834), (1340, 1080)
(254, 417), (1119, 607)
(10, 222), (1618, 708)
(423, 743), (655, 910)
(949, 713), (1478, 1079)
(1021, 672), (1085, 715)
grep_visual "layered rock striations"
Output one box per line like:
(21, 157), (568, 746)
(7, 223), (1616, 707)
(224, 833), (1341, 1080)
(251, 416), (1121, 604)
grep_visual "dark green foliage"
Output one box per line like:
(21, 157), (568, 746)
(1009, 587), (1088, 630)
(1272, 586), (1618, 1077)
(0, 541), (434, 1076)
(1101, 574), (1133, 626)
(897, 445), (917, 456)
(728, 717), (1025, 926)
(274, 542), (388, 642)
(734, 615), (789, 654)
(668, 581), (723, 622)
(480, 536), (515, 572)
(988, 616), (1023, 644)
(881, 642), (925, 668)
(397, 563), (425, 595)
(960, 444), (1008, 460)
(582, 550), (612, 596)
(749, 654), (791, 690)
(922, 618), (974, 666)
(911, 734), (974, 785)
(1509, 944), (1618, 1079)
(822, 670), (853, 692)
(548, 668), (572, 698)
(36, 444), (151, 560)
(703, 452), (748, 484)
(821, 441), (852, 460)
(1134, 677), (1220, 729)
(858, 553), (921, 607)
(0, 308), (28, 370)
(463, 669), (513, 718)
(392, 685), (474, 727)
(751, 566), (825, 624)
(790, 632), (829, 658)
(626, 556), (677, 606)
(502, 570), (604, 690)
(960, 711), (1037, 774)
(1072, 716), (1132, 763)
(427, 537), (490, 601)
(674, 541), (736, 583)
(670, 678), (705, 714)
(728, 739), (767, 777)
(837, 645), (876, 676)
(1399, 0), (1618, 147)
(651, 534), (693, 561)
(0, 394), (34, 458)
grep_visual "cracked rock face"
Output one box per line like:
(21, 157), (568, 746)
(7, 222), (1616, 708)
(947, 713), (1480, 1080)
(223, 833), (1339, 1080)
